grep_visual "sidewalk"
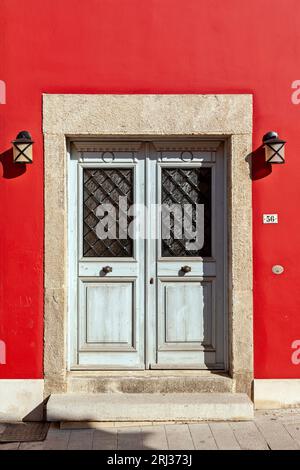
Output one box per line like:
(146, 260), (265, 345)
(1, 409), (300, 450)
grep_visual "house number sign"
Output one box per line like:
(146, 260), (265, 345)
(263, 214), (278, 224)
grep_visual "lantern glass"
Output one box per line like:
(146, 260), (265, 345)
(262, 131), (286, 165)
(13, 142), (33, 163)
(265, 142), (285, 163)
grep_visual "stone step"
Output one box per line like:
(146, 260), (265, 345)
(67, 373), (233, 394)
(47, 393), (254, 422)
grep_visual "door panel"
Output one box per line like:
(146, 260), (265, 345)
(82, 281), (134, 346)
(162, 281), (213, 344)
(157, 262), (216, 277)
(79, 262), (139, 277)
(156, 278), (216, 367)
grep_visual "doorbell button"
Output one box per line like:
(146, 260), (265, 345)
(272, 265), (284, 274)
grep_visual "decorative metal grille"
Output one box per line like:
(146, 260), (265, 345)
(83, 168), (133, 257)
(161, 167), (212, 257)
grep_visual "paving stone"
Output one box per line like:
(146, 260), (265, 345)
(165, 424), (194, 450)
(19, 441), (45, 450)
(141, 425), (168, 450)
(283, 422), (300, 447)
(0, 442), (20, 450)
(67, 429), (94, 450)
(44, 425), (71, 450)
(92, 428), (117, 450)
(230, 421), (268, 450)
(117, 427), (143, 450)
(210, 422), (240, 450)
(189, 423), (217, 450)
(256, 420), (299, 450)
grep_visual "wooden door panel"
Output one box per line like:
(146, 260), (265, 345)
(157, 261), (216, 277)
(160, 280), (213, 346)
(78, 280), (135, 350)
(79, 262), (139, 277)
(165, 283), (205, 343)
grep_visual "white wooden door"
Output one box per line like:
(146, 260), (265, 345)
(69, 142), (146, 369)
(147, 142), (226, 369)
(69, 140), (226, 370)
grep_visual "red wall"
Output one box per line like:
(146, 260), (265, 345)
(1, 0), (300, 379)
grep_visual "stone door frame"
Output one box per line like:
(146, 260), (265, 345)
(43, 94), (253, 396)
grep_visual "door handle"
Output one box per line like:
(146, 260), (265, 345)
(102, 266), (113, 274)
(181, 265), (192, 273)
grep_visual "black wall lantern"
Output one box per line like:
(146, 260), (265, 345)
(12, 131), (34, 164)
(263, 131), (286, 164)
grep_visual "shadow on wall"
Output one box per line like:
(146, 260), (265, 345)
(245, 145), (272, 180)
(0, 148), (26, 178)
(23, 397), (50, 422)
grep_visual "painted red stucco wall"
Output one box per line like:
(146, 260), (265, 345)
(1, 0), (300, 379)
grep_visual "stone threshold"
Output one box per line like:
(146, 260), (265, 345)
(66, 371), (234, 394)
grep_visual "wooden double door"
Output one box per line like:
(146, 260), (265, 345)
(69, 140), (227, 370)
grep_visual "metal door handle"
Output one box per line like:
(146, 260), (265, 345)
(102, 266), (113, 274)
(181, 265), (191, 273)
